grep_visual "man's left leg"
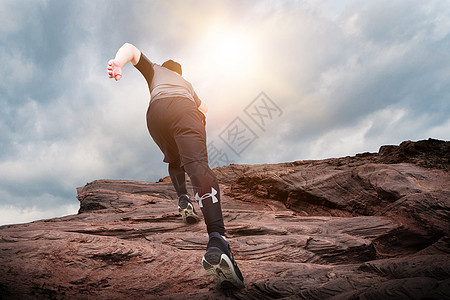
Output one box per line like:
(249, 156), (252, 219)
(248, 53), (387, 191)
(168, 162), (200, 224)
(168, 162), (187, 196)
(146, 98), (201, 225)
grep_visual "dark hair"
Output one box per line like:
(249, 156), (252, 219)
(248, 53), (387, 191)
(162, 59), (182, 76)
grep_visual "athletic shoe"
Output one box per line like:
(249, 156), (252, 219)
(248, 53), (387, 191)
(202, 232), (245, 289)
(178, 194), (200, 224)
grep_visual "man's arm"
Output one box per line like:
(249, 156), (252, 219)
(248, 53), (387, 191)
(107, 43), (141, 81)
(198, 101), (208, 115)
(193, 91), (208, 114)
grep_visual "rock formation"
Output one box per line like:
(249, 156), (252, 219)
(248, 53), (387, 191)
(1, 138), (449, 299)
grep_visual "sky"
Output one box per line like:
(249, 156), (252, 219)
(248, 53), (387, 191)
(1, 0), (449, 225)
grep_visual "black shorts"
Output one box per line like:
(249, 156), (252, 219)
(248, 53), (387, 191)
(146, 97), (207, 167)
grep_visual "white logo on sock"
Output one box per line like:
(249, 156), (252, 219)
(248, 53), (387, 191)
(195, 187), (218, 208)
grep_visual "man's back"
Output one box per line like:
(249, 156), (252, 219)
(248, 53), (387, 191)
(150, 63), (196, 103)
(134, 54), (201, 107)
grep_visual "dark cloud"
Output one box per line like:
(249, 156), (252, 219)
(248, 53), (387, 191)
(262, 1), (450, 157)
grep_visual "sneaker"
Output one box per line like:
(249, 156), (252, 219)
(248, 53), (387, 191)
(178, 194), (200, 224)
(202, 232), (245, 289)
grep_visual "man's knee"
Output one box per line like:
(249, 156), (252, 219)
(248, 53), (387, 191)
(184, 160), (214, 180)
(168, 161), (183, 170)
(184, 161), (218, 195)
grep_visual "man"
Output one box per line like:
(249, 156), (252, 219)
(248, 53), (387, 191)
(107, 43), (244, 289)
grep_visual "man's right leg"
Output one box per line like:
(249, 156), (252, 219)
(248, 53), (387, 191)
(153, 98), (243, 288)
(183, 160), (225, 235)
(184, 160), (244, 289)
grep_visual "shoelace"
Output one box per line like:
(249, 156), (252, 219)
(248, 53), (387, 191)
(195, 187), (218, 208)
(178, 194), (190, 208)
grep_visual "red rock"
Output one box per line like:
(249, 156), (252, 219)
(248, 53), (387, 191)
(0, 139), (449, 299)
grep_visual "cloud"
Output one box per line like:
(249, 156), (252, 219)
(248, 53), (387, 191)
(254, 0), (450, 157)
(189, 0), (450, 165)
(0, 202), (79, 226)
(0, 1), (169, 223)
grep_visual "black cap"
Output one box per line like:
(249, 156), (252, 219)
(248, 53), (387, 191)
(162, 59), (182, 76)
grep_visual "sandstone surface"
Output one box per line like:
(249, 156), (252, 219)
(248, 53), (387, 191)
(1, 139), (449, 299)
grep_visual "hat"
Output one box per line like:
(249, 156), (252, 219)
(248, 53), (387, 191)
(162, 59), (182, 76)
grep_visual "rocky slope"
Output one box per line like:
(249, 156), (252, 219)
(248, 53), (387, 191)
(1, 139), (449, 299)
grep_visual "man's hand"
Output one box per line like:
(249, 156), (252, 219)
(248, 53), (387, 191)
(107, 59), (123, 81)
(107, 43), (141, 81)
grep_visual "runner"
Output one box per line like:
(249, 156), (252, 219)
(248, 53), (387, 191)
(107, 43), (244, 289)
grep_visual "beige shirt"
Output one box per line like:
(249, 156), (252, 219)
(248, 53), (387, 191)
(150, 63), (198, 103)
(135, 53), (208, 114)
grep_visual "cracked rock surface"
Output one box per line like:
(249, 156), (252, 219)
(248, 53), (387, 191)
(1, 139), (449, 299)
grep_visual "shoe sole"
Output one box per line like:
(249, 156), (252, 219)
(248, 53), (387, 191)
(178, 203), (200, 225)
(202, 247), (245, 289)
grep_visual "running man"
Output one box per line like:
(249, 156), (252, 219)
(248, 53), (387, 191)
(107, 43), (244, 289)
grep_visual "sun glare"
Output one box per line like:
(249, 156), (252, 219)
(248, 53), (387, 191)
(193, 25), (262, 126)
(202, 27), (255, 75)
(215, 34), (244, 61)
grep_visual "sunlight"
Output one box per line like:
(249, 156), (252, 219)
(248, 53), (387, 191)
(214, 33), (244, 62)
(202, 26), (256, 75)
